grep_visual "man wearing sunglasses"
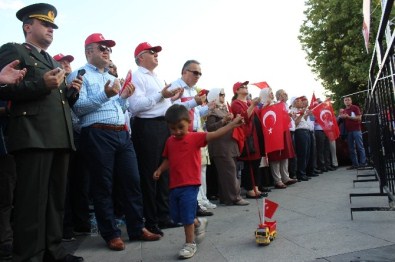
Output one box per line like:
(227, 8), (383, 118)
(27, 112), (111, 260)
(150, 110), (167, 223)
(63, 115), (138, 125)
(0, 3), (84, 261)
(70, 34), (161, 252)
(129, 42), (183, 237)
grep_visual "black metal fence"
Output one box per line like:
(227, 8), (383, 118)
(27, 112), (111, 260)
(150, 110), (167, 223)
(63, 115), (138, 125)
(349, 0), (395, 219)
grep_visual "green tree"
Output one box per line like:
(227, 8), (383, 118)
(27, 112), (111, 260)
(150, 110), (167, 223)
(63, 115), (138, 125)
(299, 0), (381, 108)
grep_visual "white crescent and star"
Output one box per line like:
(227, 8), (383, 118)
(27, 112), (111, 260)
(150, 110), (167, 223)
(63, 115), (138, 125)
(320, 109), (332, 121)
(319, 108), (334, 128)
(262, 110), (277, 134)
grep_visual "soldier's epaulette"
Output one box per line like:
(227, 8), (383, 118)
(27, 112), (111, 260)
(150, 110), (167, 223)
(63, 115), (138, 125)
(22, 43), (32, 50)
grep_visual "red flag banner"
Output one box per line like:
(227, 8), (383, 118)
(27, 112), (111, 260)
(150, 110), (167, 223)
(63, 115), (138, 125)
(232, 127), (245, 153)
(259, 103), (284, 153)
(264, 198), (279, 219)
(252, 81), (269, 89)
(309, 92), (317, 109)
(120, 69), (132, 94)
(312, 100), (340, 141)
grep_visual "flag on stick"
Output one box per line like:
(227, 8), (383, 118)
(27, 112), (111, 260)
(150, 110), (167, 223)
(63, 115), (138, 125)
(311, 100), (340, 141)
(264, 198), (279, 219)
(259, 103), (285, 153)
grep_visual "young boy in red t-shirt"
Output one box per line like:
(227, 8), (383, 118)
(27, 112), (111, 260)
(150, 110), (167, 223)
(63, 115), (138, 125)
(153, 104), (243, 259)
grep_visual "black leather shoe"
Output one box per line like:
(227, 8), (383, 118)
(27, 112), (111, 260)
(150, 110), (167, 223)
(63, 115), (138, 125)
(158, 220), (183, 229)
(147, 225), (164, 236)
(299, 176), (309, 181)
(314, 168), (323, 174)
(58, 254), (84, 262)
(307, 173), (319, 177)
(326, 166), (335, 171)
(197, 208), (213, 216)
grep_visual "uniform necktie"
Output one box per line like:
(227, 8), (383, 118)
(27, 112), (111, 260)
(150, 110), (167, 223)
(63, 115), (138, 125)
(40, 50), (52, 66)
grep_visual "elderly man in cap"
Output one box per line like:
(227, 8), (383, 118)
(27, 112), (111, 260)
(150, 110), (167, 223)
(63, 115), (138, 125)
(0, 3), (84, 262)
(70, 34), (161, 251)
(128, 42), (183, 237)
(53, 53), (74, 75)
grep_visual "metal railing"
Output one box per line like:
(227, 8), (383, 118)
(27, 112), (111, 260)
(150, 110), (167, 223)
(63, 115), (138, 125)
(349, 0), (395, 219)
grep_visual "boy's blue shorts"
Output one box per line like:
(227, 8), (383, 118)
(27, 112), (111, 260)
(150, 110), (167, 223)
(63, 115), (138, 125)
(169, 185), (199, 225)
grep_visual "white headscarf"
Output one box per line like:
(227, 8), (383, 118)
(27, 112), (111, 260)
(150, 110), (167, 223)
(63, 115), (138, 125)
(207, 87), (224, 104)
(259, 87), (273, 106)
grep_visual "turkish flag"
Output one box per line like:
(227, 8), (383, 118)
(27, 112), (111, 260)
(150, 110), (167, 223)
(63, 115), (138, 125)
(312, 100), (340, 141)
(120, 69), (132, 94)
(259, 103), (284, 153)
(264, 198), (279, 219)
(232, 127), (245, 153)
(309, 92), (317, 109)
(252, 81), (269, 89)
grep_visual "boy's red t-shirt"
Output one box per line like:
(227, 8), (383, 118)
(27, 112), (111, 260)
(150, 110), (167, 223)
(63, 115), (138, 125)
(163, 132), (207, 189)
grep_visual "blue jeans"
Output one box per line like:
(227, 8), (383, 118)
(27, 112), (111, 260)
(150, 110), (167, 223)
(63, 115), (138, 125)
(347, 130), (367, 166)
(80, 127), (144, 241)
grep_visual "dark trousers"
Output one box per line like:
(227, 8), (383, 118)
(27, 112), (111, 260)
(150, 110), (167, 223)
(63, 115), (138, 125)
(0, 154), (16, 248)
(132, 117), (170, 227)
(63, 133), (91, 235)
(295, 129), (311, 178)
(315, 130), (331, 170)
(80, 128), (144, 241)
(306, 131), (316, 176)
(288, 131), (297, 178)
(12, 149), (69, 262)
(241, 159), (261, 191)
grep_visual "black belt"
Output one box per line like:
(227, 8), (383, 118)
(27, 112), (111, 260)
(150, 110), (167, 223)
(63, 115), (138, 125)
(135, 116), (165, 121)
(90, 123), (127, 131)
(295, 129), (310, 132)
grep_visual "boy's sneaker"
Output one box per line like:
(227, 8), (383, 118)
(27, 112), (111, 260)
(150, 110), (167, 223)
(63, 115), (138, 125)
(194, 217), (208, 243)
(178, 242), (197, 259)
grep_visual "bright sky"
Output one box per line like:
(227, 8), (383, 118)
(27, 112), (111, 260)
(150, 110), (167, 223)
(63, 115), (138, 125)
(0, 0), (326, 102)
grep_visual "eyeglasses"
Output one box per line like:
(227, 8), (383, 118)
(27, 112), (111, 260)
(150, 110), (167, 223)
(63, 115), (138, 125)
(239, 85), (248, 89)
(140, 50), (157, 56)
(219, 93), (225, 97)
(97, 45), (112, 53)
(187, 70), (202, 76)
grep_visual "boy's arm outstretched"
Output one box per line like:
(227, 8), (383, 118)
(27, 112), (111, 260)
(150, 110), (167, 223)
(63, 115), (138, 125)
(153, 158), (169, 180)
(206, 114), (244, 143)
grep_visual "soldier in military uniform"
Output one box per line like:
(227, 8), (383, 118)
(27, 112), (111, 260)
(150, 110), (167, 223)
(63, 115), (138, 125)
(0, 3), (83, 262)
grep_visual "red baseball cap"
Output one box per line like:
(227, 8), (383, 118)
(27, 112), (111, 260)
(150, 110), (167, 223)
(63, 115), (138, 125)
(85, 33), (115, 47)
(134, 42), (162, 58)
(233, 81), (249, 94)
(297, 95), (308, 101)
(53, 53), (74, 62)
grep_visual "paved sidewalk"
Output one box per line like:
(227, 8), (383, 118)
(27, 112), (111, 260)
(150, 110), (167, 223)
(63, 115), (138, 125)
(65, 167), (395, 262)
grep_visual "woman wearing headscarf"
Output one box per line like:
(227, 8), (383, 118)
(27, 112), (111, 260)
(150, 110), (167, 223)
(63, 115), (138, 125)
(259, 87), (297, 189)
(206, 88), (249, 205)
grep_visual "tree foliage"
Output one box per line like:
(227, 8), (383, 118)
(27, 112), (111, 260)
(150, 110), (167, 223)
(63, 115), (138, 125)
(299, 0), (381, 108)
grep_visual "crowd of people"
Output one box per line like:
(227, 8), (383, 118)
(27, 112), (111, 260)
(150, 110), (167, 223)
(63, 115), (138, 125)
(0, 3), (368, 261)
